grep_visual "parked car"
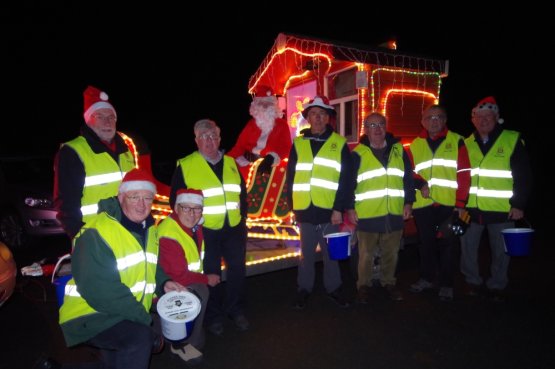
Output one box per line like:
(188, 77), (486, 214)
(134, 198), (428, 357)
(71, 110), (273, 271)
(0, 155), (64, 250)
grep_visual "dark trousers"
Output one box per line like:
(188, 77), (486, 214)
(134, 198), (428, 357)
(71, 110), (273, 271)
(413, 205), (460, 288)
(202, 222), (247, 325)
(59, 320), (154, 369)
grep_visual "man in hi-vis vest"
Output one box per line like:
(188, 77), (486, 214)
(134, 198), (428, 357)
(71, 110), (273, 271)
(158, 188), (221, 364)
(170, 119), (248, 337)
(287, 96), (353, 310)
(408, 105), (471, 302)
(54, 85), (136, 238)
(460, 97), (532, 302)
(347, 112), (415, 304)
(56, 169), (186, 369)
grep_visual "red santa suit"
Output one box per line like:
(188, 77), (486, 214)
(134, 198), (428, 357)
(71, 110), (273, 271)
(228, 85), (292, 181)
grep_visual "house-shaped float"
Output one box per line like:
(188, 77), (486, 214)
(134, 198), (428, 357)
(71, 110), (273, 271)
(244, 33), (448, 244)
(249, 32), (449, 146)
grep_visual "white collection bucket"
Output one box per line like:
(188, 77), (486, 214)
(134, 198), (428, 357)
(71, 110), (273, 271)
(157, 290), (201, 341)
(324, 232), (351, 260)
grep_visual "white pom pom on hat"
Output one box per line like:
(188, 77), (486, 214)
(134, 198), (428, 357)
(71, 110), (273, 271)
(83, 85), (117, 123)
(119, 168), (157, 194)
(251, 84), (277, 104)
(472, 96), (504, 124)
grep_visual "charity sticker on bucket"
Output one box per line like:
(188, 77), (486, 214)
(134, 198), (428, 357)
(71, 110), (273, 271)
(324, 232), (351, 260)
(501, 228), (534, 256)
(157, 290), (201, 342)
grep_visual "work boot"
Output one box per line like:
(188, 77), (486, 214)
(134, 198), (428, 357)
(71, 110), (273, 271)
(356, 286), (370, 304)
(409, 278), (434, 293)
(293, 289), (310, 310)
(384, 284), (404, 301)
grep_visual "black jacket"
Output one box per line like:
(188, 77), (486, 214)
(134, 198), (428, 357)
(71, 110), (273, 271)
(352, 133), (415, 232)
(466, 125), (532, 224)
(286, 125), (354, 225)
(53, 125), (133, 238)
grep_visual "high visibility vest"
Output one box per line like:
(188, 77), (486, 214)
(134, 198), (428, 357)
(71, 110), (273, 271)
(178, 152), (242, 230)
(64, 135), (135, 222)
(353, 143), (405, 218)
(59, 213), (158, 324)
(465, 130), (518, 212)
(410, 131), (462, 209)
(292, 133), (346, 210)
(157, 217), (204, 272)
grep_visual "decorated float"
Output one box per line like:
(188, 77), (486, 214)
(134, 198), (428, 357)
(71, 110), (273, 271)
(244, 33), (448, 244)
(136, 33), (449, 275)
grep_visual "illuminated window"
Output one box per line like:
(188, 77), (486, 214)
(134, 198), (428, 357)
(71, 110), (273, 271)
(327, 68), (358, 143)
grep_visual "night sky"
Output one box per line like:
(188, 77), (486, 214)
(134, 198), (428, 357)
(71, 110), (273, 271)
(4, 4), (548, 197)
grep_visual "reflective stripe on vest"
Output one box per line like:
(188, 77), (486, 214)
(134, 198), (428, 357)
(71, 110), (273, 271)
(353, 143), (405, 218)
(465, 130), (518, 212)
(157, 217), (204, 272)
(64, 135), (135, 221)
(292, 133), (346, 210)
(179, 152), (242, 230)
(59, 212), (158, 324)
(410, 131), (462, 209)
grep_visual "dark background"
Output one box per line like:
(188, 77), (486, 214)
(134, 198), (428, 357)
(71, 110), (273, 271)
(3, 4), (549, 220)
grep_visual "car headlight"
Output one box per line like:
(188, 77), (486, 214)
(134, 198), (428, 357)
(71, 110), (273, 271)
(24, 197), (53, 208)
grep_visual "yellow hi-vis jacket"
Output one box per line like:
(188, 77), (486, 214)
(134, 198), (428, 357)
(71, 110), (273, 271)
(465, 130), (518, 212)
(410, 131), (463, 209)
(353, 143), (405, 218)
(292, 132), (346, 210)
(178, 152), (242, 230)
(157, 217), (204, 272)
(64, 136), (135, 222)
(59, 212), (158, 324)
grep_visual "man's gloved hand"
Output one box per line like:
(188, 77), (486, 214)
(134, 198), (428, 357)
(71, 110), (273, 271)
(451, 209), (471, 236)
(258, 155), (274, 174)
(243, 151), (258, 162)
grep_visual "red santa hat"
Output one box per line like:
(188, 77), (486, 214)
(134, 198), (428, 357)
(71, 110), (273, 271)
(83, 85), (117, 123)
(119, 168), (157, 194)
(472, 96), (504, 124)
(251, 85), (277, 103)
(175, 189), (204, 206)
(302, 96), (336, 118)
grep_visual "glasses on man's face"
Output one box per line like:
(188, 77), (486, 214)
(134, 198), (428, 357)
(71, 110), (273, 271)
(92, 114), (117, 122)
(364, 122), (386, 129)
(423, 114), (446, 122)
(178, 205), (203, 214)
(197, 133), (220, 141)
(126, 195), (154, 204)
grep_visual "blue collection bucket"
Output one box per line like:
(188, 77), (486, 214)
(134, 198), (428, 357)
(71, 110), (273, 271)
(324, 232), (351, 260)
(53, 274), (72, 307)
(501, 228), (534, 256)
(51, 253), (72, 307)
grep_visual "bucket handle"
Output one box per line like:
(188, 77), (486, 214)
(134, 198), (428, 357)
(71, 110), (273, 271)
(51, 253), (71, 283)
(514, 217), (533, 229)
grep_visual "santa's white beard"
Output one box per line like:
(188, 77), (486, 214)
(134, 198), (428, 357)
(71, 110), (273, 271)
(253, 109), (276, 135)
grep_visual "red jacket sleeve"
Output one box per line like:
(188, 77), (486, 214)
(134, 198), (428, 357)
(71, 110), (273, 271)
(455, 142), (471, 208)
(159, 237), (208, 286)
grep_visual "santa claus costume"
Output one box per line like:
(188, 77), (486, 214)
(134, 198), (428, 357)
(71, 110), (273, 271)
(228, 85), (292, 181)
